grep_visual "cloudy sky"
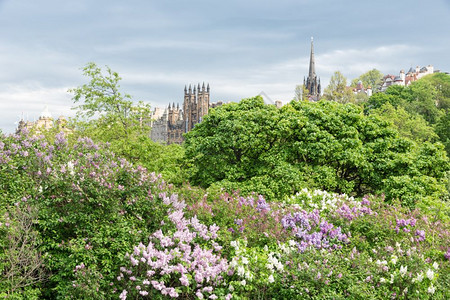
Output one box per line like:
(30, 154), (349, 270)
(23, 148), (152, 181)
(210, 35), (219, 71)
(1, 0), (450, 133)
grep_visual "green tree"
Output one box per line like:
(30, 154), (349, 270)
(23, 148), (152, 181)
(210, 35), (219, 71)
(184, 96), (302, 199)
(69, 62), (152, 143)
(420, 72), (450, 111)
(436, 112), (450, 156)
(370, 103), (438, 142)
(351, 68), (384, 90)
(69, 63), (185, 183)
(323, 71), (355, 103)
(184, 97), (449, 205)
(294, 84), (309, 101)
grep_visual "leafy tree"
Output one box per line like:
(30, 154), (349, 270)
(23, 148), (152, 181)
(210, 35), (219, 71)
(69, 63), (185, 184)
(406, 80), (443, 124)
(184, 97), (449, 205)
(370, 103), (438, 143)
(420, 72), (450, 111)
(184, 97), (302, 199)
(323, 71), (355, 103)
(436, 112), (450, 156)
(351, 69), (383, 90)
(294, 84), (309, 101)
(69, 62), (152, 143)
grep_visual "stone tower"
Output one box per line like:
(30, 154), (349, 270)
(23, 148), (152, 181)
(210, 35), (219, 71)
(303, 37), (321, 101)
(183, 83), (210, 133)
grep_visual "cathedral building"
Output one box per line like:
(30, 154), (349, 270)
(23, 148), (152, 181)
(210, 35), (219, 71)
(303, 37), (321, 101)
(16, 106), (70, 134)
(151, 83), (210, 144)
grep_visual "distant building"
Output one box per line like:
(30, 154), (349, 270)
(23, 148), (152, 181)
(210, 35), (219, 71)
(303, 37), (321, 101)
(16, 106), (71, 134)
(151, 83), (210, 145)
(352, 80), (373, 97)
(380, 65), (436, 92)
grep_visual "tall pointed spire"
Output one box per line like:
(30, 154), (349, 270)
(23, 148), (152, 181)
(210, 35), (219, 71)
(308, 37), (316, 78)
(305, 37), (320, 101)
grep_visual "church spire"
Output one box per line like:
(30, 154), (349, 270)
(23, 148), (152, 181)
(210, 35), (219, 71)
(305, 37), (320, 101)
(308, 37), (316, 78)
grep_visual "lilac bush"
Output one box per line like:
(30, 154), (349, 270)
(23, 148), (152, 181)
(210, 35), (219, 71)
(118, 193), (231, 299)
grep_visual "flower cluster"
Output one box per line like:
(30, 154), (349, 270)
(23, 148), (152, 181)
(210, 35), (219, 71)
(118, 193), (230, 299)
(281, 209), (349, 252)
(395, 217), (417, 233)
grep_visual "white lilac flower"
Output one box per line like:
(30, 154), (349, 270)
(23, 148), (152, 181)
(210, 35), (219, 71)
(268, 274), (275, 283)
(380, 277), (386, 283)
(399, 265), (407, 277)
(390, 274), (395, 284)
(230, 241), (238, 248)
(241, 257), (249, 265)
(245, 271), (253, 280)
(237, 266), (245, 277)
(416, 272), (424, 282)
(426, 269), (434, 280)
(241, 280), (246, 286)
(432, 262), (439, 270)
(427, 284), (436, 294)
(391, 255), (398, 265)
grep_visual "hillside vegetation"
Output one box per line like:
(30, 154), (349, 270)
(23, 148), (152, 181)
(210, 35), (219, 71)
(1, 65), (449, 299)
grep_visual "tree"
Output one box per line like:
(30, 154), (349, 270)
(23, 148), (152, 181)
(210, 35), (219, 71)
(323, 71), (355, 103)
(419, 72), (450, 111)
(370, 103), (438, 143)
(184, 96), (302, 199)
(184, 97), (449, 205)
(351, 69), (384, 90)
(69, 63), (185, 183)
(294, 84), (309, 101)
(69, 62), (152, 142)
(436, 112), (450, 156)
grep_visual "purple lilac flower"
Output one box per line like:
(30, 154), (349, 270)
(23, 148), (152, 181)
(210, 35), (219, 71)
(445, 249), (450, 261)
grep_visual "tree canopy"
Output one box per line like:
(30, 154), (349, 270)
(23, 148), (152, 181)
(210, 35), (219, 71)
(184, 96), (449, 205)
(323, 71), (355, 103)
(351, 68), (384, 90)
(69, 63), (185, 183)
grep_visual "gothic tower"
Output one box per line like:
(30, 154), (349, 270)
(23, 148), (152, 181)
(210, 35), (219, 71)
(183, 83), (210, 133)
(304, 37), (321, 101)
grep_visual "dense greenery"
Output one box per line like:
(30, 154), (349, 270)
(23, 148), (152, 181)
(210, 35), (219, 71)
(184, 96), (449, 207)
(1, 131), (449, 299)
(1, 66), (449, 299)
(69, 63), (185, 184)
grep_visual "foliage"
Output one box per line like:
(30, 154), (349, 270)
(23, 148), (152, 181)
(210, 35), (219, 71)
(370, 103), (438, 143)
(435, 112), (450, 157)
(351, 68), (384, 91)
(323, 71), (355, 103)
(419, 72), (450, 111)
(1, 129), (450, 299)
(184, 97), (449, 206)
(69, 62), (185, 184)
(0, 204), (46, 299)
(366, 78), (444, 125)
(0, 130), (172, 298)
(293, 84), (309, 101)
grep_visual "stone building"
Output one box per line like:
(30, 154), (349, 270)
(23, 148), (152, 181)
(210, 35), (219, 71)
(16, 106), (70, 134)
(151, 83), (210, 144)
(380, 65), (436, 92)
